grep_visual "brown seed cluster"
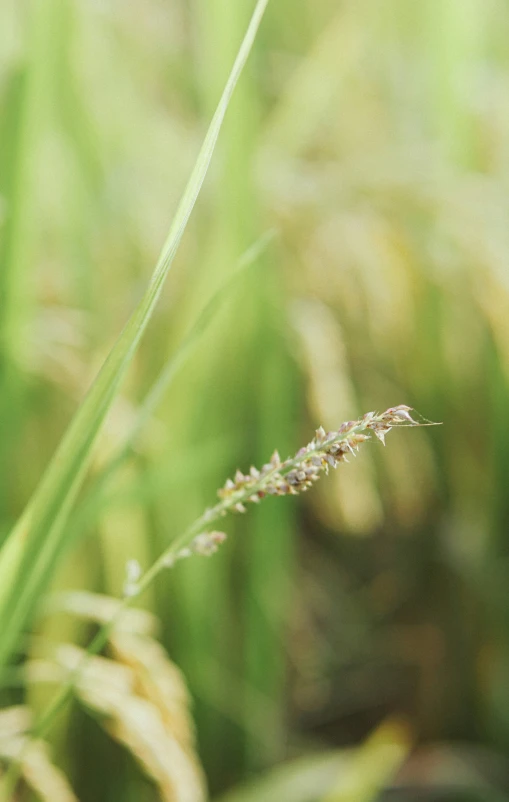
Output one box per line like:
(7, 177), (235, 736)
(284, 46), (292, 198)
(217, 405), (420, 511)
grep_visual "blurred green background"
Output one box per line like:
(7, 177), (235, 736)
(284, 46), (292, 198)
(2, 0), (509, 799)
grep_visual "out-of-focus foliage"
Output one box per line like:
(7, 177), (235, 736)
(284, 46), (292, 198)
(2, 0), (509, 800)
(2, 593), (206, 801)
(0, 0), (268, 679)
(0, 706), (79, 802)
(217, 718), (412, 802)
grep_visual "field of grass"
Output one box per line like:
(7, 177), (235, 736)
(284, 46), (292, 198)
(2, 0), (509, 800)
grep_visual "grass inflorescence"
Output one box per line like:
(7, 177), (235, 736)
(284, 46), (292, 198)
(218, 405), (422, 507)
(0, 405), (437, 799)
(130, 406), (435, 577)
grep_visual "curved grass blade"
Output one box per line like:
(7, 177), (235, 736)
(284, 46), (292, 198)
(0, 0), (270, 670)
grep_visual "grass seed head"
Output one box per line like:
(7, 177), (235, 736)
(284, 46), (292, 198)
(217, 406), (437, 511)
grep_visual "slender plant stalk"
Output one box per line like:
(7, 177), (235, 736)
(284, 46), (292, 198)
(0, 406), (437, 799)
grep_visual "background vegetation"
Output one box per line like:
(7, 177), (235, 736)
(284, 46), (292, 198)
(1, 0), (509, 799)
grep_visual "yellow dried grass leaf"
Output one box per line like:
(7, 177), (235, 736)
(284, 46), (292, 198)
(109, 632), (195, 749)
(44, 590), (157, 635)
(54, 641), (206, 802)
(19, 742), (80, 802)
(0, 706), (79, 802)
(0, 705), (31, 740)
(104, 695), (205, 802)
(25, 595), (206, 801)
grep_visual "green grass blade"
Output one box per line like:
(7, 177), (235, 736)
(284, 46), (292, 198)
(0, 0), (270, 669)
